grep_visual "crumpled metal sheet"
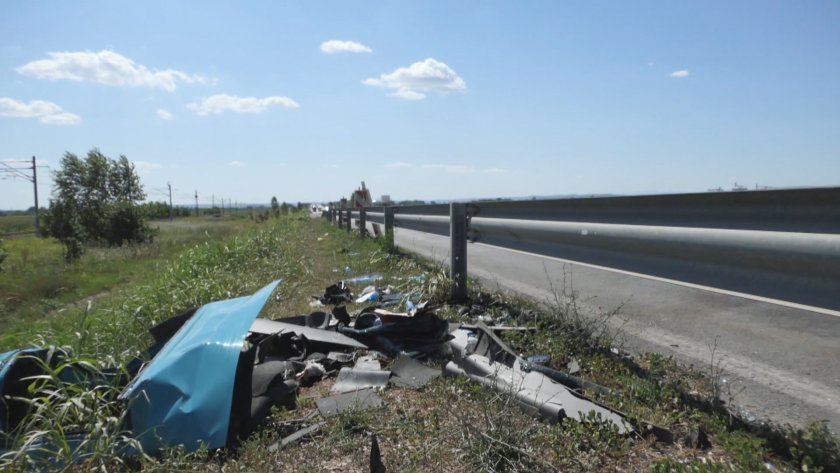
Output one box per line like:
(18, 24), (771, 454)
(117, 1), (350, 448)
(331, 367), (391, 394)
(0, 348), (42, 393)
(0, 348), (46, 436)
(119, 280), (281, 453)
(316, 388), (384, 417)
(390, 354), (441, 389)
(445, 323), (632, 433)
(250, 318), (368, 349)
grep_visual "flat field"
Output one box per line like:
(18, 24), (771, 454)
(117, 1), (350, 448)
(0, 215), (253, 345)
(0, 215), (36, 234)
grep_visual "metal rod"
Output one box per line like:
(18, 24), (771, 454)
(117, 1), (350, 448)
(384, 207), (395, 254)
(450, 202), (468, 302)
(345, 208), (351, 234)
(32, 156), (40, 231)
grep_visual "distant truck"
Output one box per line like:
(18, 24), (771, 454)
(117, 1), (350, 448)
(349, 181), (372, 208)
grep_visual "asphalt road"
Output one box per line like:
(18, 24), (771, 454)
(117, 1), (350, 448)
(365, 220), (840, 432)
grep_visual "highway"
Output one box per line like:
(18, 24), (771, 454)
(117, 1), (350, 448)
(357, 219), (840, 431)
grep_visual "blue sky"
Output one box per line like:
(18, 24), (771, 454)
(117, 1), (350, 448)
(1, 1), (839, 209)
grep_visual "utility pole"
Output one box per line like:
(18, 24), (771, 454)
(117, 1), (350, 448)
(194, 190), (199, 216)
(31, 156), (40, 230)
(0, 156), (47, 233)
(167, 182), (173, 221)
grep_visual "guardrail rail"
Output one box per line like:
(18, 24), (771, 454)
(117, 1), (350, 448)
(325, 187), (840, 311)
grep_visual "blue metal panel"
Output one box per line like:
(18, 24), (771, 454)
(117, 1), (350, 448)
(119, 280), (280, 453)
(0, 348), (43, 394)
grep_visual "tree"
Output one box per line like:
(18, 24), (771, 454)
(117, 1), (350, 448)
(270, 196), (280, 218)
(41, 148), (153, 260)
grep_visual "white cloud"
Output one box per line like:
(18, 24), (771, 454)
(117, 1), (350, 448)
(16, 50), (209, 92)
(481, 167), (509, 174)
(320, 40), (372, 54)
(391, 89), (425, 101)
(156, 108), (174, 120)
(187, 94), (299, 116)
(669, 69), (690, 78)
(134, 161), (162, 171)
(228, 160), (246, 167)
(384, 161), (412, 168)
(363, 58), (466, 100)
(0, 97), (81, 125)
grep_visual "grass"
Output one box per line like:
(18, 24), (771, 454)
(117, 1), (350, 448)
(1, 214), (838, 472)
(0, 215), (36, 234)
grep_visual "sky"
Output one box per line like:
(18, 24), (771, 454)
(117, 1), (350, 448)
(1, 1), (839, 209)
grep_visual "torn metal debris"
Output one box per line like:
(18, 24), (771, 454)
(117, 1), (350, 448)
(316, 388), (385, 418)
(390, 354), (441, 389)
(444, 322), (633, 433)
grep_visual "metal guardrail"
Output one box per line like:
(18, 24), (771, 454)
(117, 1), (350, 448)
(325, 188), (840, 310)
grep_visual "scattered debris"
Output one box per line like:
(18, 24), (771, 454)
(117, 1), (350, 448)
(267, 421), (325, 453)
(250, 318), (368, 350)
(683, 427), (712, 450)
(370, 433), (386, 473)
(390, 354), (441, 389)
(319, 282), (353, 304)
(520, 357), (616, 398)
(1, 278), (675, 467)
(331, 367), (391, 394)
(338, 307), (451, 358)
(444, 322), (632, 433)
(316, 388), (384, 418)
(345, 274), (384, 285)
(567, 359), (581, 375)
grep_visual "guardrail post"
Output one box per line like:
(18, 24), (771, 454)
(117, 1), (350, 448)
(345, 209), (352, 234)
(384, 207), (395, 253)
(450, 202), (468, 302)
(359, 207), (367, 238)
(337, 208), (343, 229)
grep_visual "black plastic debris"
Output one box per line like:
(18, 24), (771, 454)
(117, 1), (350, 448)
(389, 355), (441, 390)
(338, 308), (451, 358)
(281, 311), (332, 329)
(316, 388), (384, 417)
(332, 305), (352, 325)
(519, 358), (617, 398)
(370, 433), (386, 473)
(320, 282), (354, 304)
